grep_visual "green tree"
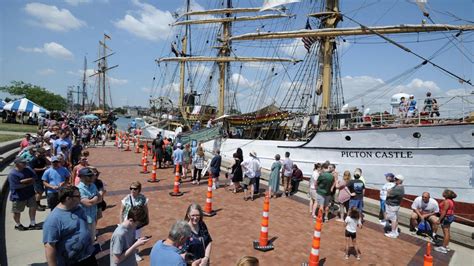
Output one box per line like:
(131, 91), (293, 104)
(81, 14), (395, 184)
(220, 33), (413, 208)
(113, 107), (126, 114)
(0, 81), (68, 111)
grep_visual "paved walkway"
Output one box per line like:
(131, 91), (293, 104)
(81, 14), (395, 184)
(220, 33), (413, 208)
(5, 145), (474, 265)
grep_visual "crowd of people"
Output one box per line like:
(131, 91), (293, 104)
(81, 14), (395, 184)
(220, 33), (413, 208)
(7, 113), (457, 265)
(398, 91), (440, 124)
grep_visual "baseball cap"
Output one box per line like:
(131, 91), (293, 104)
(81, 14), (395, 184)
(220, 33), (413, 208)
(14, 157), (27, 164)
(249, 151), (257, 157)
(78, 167), (95, 177)
(51, 156), (60, 162)
(394, 174), (404, 181)
(384, 173), (395, 178)
(177, 143), (182, 147)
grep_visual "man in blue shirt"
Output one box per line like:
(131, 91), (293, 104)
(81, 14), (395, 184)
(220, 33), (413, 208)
(150, 220), (201, 266)
(43, 186), (97, 265)
(77, 167), (103, 241)
(172, 143), (184, 177)
(8, 157), (41, 231)
(42, 156), (71, 210)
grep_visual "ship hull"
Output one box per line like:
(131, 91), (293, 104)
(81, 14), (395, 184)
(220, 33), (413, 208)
(203, 123), (474, 205)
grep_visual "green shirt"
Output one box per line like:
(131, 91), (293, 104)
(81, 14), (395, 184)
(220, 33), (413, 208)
(316, 172), (334, 196)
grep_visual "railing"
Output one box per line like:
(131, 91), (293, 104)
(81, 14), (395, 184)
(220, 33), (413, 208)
(0, 139), (21, 266)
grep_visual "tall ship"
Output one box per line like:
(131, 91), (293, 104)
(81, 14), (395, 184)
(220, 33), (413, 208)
(148, 0), (474, 219)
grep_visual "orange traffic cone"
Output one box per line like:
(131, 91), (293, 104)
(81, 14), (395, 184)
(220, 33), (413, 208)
(135, 137), (141, 153)
(169, 164), (184, 196)
(140, 152), (149, 174)
(124, 136), (131, 151)
(148, 156), (159, 183)
(424, 242), (433, 266)
(203, 173), (216, 216)
(304, 208), (323, 266)
(253, 190), (273, 252)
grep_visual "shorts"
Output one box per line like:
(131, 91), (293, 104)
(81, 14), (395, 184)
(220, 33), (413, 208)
(385, 204), (400, 222)
(34, 180), (44, 193)
(345, 230), (357, 239)
(11, 196), (37, 213)
(211, 172), (219, 179)
(349, 199), (363, 212)
(441, 215), (455, 227)
(316, 194), (326, 207)
(411, 212), (439, 224)
(309, 189), (317, 200)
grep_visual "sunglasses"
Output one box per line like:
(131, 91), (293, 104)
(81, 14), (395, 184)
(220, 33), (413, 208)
(130, 187), (139, 191)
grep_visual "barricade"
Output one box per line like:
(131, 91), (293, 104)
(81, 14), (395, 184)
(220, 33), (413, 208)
(203, 173), (216, 216)
(148, 156), (159, 183)
(423, 242), (433, 266)
(140, 152), (149, 174)
(253, 190), (273, 252)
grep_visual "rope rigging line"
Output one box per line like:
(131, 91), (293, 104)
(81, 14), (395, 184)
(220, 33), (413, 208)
(342, 14), (473, 86)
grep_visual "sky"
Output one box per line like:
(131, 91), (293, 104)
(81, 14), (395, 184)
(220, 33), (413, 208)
(0, 0), (472, 112)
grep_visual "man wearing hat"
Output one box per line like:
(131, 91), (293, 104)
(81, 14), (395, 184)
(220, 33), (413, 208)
(8, 157), (41, 231)
(384, 174), (405, 239)
(379, 173), (396, 223)
(250, 151), (262, 197)
(42, 156), (71, 210)
(77, 167), (103, 241)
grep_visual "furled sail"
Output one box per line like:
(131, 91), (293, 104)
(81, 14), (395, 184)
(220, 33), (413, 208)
(260, 0), (300, 11)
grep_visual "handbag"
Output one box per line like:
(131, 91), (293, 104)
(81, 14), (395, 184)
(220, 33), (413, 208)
(242, 177), (251, 186)
(130, 195), (149, 229)
(337, 187), (351, 203)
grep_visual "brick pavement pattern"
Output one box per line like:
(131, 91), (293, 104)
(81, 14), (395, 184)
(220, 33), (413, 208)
(91, 147), (451, 265)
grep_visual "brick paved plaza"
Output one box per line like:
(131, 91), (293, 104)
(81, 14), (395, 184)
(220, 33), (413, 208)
(89, 146), (452, 265)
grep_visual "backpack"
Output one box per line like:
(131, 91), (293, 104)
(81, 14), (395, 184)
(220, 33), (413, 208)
(417, 220), (432, 237)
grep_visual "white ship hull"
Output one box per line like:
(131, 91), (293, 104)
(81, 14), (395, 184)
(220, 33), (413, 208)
(203, 123), (474, 204)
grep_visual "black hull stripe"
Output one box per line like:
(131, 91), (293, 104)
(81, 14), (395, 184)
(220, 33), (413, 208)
(277, 146), (474, 151)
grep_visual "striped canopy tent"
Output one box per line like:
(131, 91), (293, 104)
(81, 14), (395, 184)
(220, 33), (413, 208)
(2, 98), (50, 114)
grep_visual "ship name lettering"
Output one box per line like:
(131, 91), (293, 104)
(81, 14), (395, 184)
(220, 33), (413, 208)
(341, 151), (413, 159)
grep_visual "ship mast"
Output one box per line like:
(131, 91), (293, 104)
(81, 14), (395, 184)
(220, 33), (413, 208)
(157, 1), (296, 118)
(82, 56), (88, 111)
(90, 34), (118, 112)
(178, 0), (190, 116)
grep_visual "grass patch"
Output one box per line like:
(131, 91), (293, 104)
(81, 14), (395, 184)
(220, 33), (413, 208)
(0, 134), (21, 143)
(0, 122), (37, 133)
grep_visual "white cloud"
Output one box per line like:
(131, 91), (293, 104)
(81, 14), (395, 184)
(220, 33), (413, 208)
(17, 42), (74, 60)
(444, 88), (473, 96)
(108, 77), (128, 85)
(37, 68), (56, 75)
(114, 0), (174, 42)
(279, 39), (307, 59)
(64, 0), (91, 6)
(67, 68), (95, 77)
(24, 3), (85, 32)
(230, 73), (253, 88)
(393, 78), (441, 99)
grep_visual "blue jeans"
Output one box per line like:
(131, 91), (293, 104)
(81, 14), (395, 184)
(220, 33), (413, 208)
(379, 199), (386, 220)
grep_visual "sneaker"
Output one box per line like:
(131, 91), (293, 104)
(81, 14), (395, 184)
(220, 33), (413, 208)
(344, 255), (349, 260)
(28, 224), (42, 230)
(434, 246), (448, 254)
(379, 220), (386, 225)
(357, 255), (361, 260)
(445, 246), (451, 252)
(385, 232), (398, 239)
(135, 253), (143, 262)
(36, 205), (46, 212)
(14, 224), (28, 231)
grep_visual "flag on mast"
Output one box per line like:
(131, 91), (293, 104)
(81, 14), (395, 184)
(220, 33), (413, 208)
(104, 33), (111, 40)
(302, 19), (317, 52)
(260, 0), (300, 11)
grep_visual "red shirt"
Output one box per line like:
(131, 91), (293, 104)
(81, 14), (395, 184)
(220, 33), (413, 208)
(439, 199), (455, 216)
(20, 138), (29, 150)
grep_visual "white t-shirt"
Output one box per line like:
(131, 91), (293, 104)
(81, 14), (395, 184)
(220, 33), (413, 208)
(411, 197), (439, 213)
(345, 216), (361, 233)
(310, 170), (319, 190)
(380, 182), (395, 200)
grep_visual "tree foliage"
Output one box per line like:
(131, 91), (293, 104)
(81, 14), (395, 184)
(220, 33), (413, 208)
(0, 81), (68, 111)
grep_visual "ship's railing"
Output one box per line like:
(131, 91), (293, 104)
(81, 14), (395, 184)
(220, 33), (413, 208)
(345, 93), (474, 128)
